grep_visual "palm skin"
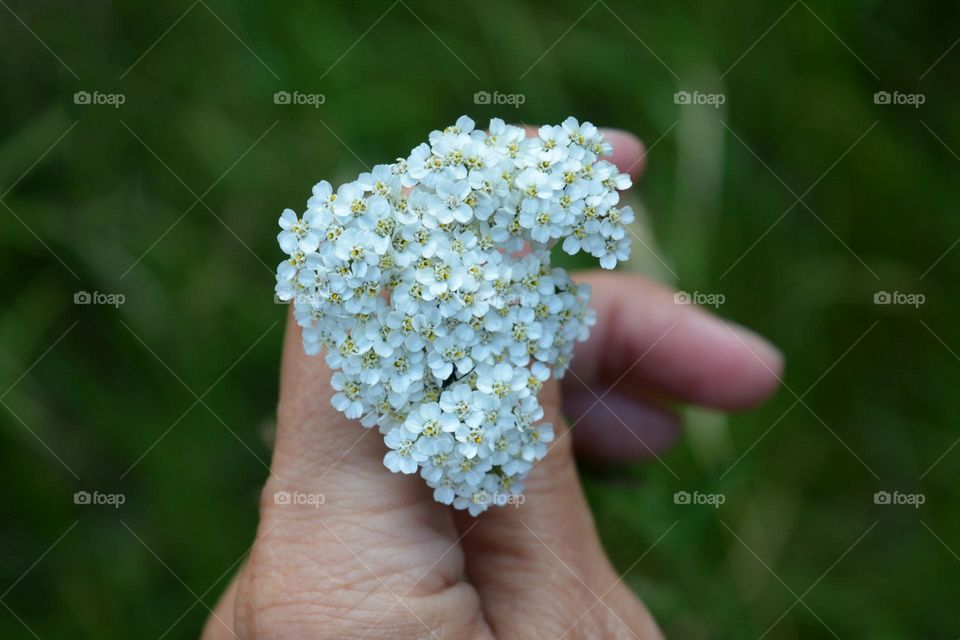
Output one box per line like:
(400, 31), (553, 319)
(203, 129), (783, 639)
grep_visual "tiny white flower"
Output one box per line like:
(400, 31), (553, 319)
(521, 422), (554, 462)
(307, 180), (336, 211)
(515, 167), (561, 200)
(384, 427), (424, 474)
(332, 181), (367, 218)
(518, 198), (568, 243)
(428, 179), (473, 224)
(404, 402), (459, 435)
(439, 383), (484, 427)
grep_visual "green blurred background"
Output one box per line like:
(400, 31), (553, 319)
(1, 1), (957, 637)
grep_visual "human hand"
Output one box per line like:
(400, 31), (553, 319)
(203, 128), (783, 640)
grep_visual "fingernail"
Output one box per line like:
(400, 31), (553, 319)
(599, 128), (640, 148)
(599, 128), (645, 177)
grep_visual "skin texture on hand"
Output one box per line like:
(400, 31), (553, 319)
(202, 128), (783, 640)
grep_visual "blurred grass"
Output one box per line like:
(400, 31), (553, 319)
(1, 0), (959, 637)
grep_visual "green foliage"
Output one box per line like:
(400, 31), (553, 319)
(1, 1), (957, 637)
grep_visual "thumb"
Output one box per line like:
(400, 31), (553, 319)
(454, 374), (663, 639)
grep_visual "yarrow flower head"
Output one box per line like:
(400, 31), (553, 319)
(275, 116), (634, 516)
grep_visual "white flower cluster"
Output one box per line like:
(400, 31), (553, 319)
(274, 116), (634, 515)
